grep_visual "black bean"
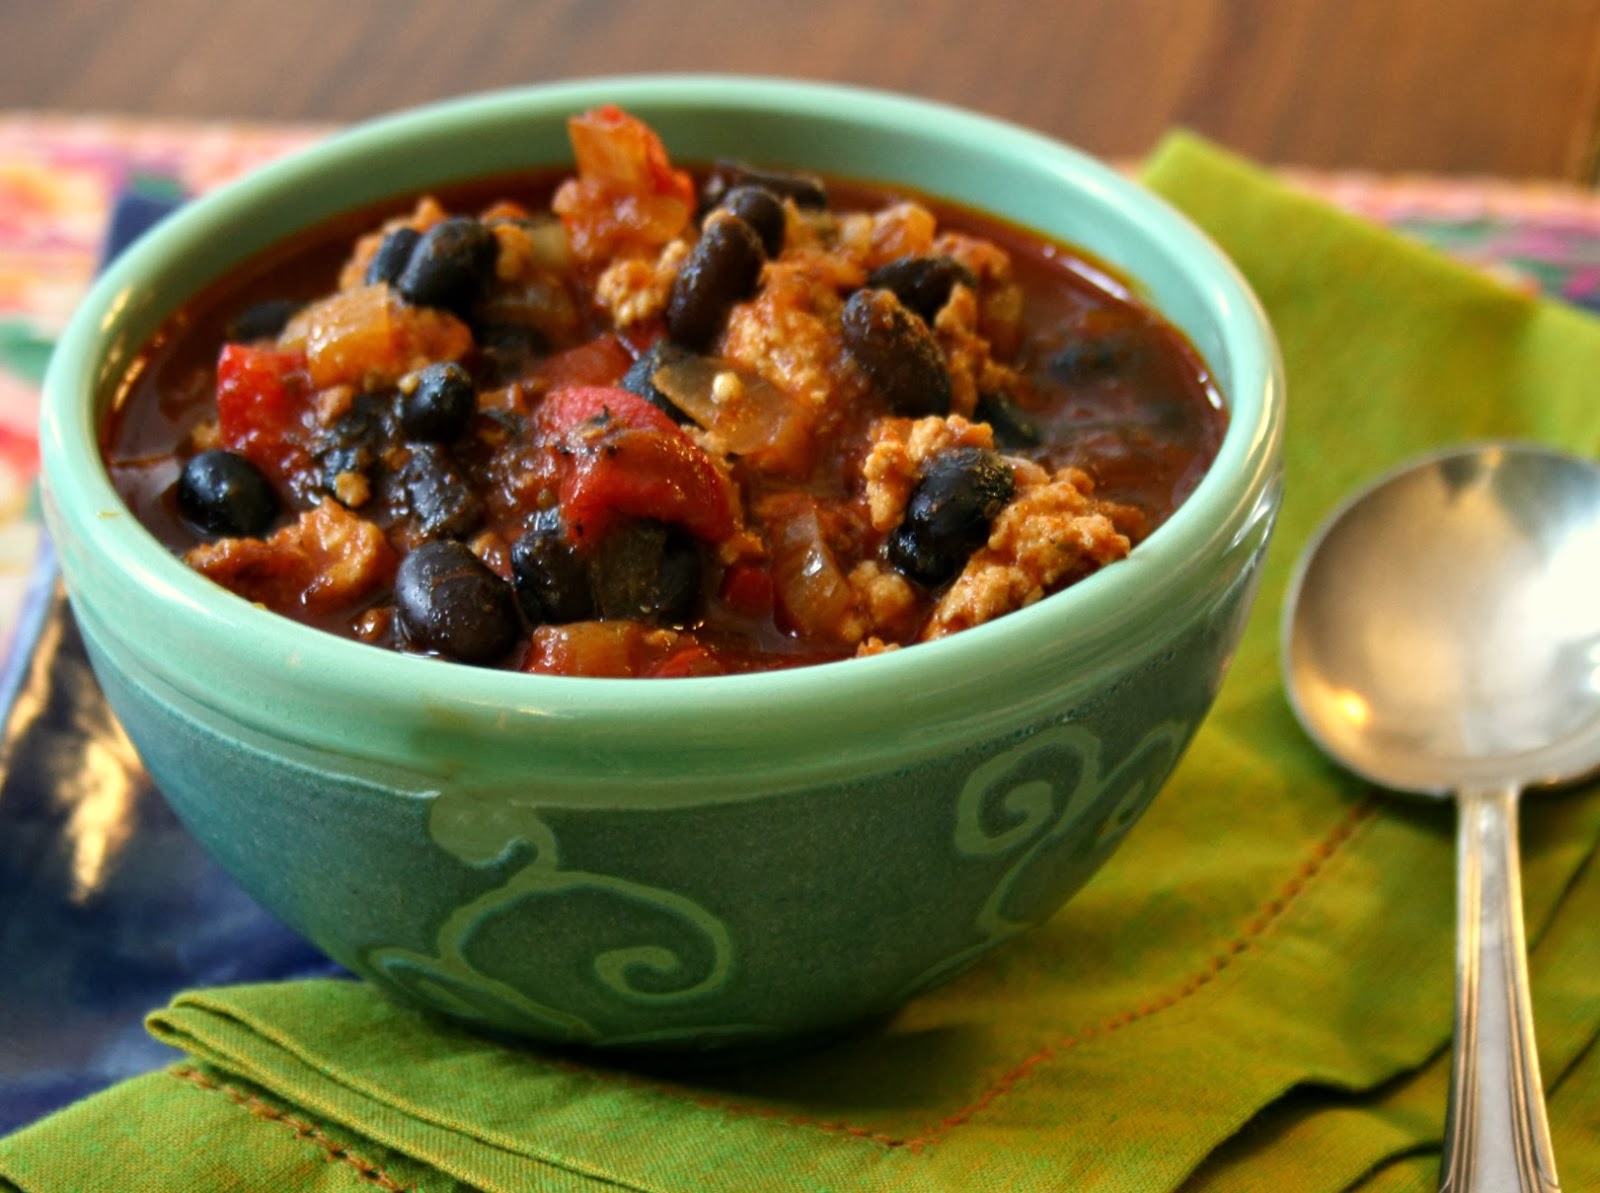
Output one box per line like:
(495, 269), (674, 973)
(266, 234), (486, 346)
(394, 540), (519, 665)
(866, 255), (977, 324)
(887, 447), (1015, 587)
(176, 449), (278, 538)
(621, 340), (695, 424)
(510, 509), (594, 625)
(394, 217), (498, 318)
(365, 226), (421, 287)
(840, 288), (952, 416)
(666, 212), (766, 351)
(224, 298), (303, 343)
(1047, 327), (1145, 382)
(703, 160), (828, 210)
(976, 392), (1044, 448)
(591, 521), (702, 627)
(400, 361), (476, 443)
(719, 185), (786, 257)
(398, 444), (483, 539)
(312, 394), (398, 499)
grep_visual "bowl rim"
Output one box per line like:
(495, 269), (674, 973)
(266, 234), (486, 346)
(41, 73), (1284, 775)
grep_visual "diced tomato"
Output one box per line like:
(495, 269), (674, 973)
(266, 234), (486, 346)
(537, 384), (680, 438)
(215, 344), (311, 483)
(561, 427), (734, 545)
(553, 106), (695, 263)
(534, 335), (633, 391)
(567, 105), (695, 208)
(536, 385), (735, 545)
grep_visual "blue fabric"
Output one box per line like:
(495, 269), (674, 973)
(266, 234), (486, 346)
(0, 191), (343, 1133)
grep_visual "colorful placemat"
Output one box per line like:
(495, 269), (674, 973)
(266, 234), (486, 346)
(0, 114), (329, 660)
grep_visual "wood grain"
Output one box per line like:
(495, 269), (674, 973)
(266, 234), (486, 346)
(5, 0), (1600, 180)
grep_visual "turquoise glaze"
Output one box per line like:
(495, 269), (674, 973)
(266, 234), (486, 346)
(40, 76), (1284, 1047)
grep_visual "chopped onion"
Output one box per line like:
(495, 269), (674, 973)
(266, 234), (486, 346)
(761, 494), (862, 646)
(650, 354), (813, 472)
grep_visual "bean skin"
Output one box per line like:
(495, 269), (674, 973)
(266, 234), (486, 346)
(400, 361), (476, 443)
(394, 540), (519, 665)
(474, 321), (549, 388)
(702, 160), (828, 211)
(394, 217), (497, 318)
(176, 449), (279, 538)
(840, 288), (953, 417)
(510, 510), (595, 625)
(398, 445), (484, 540)
(666, 212), (766, 351)
(364, 226), (421, 287)
(1047, 327), (1145, 382)
(719, 185), (786, 257)
(510, 514), (702, 628)
(866, 255), (977, 324)
(313, 394), (398, 500)
(887, 446), (1015, 586)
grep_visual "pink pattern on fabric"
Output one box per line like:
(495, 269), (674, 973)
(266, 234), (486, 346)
(0, 114), (327, 330)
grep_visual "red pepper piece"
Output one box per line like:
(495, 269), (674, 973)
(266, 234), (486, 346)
(215, 344), (311, 483)
(521, 621), (721, 678)
(539, 386), (734, 545)
(561, 428), (733, 545)
(537, 384), (680, 438)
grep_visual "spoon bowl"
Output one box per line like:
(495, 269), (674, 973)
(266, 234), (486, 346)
(1283, 441), (1600, 1192)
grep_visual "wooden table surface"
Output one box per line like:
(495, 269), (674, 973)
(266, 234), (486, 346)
(5, 0), (1600, 182)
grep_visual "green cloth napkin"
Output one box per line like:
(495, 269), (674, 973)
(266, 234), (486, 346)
(5, 132), (1600, 1193)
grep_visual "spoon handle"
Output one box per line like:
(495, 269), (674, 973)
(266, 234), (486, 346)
(1439, 784), (1560, 1193)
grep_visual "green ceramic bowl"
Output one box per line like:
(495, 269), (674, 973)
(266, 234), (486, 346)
(40, 76), (1283, 1049)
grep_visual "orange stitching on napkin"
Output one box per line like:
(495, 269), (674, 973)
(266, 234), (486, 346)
(893, 795), (1379, 1151)
(168, 1066), (413, 1190)
(589, 796), (1376, 1154)
(537, 1055), (916, 1149)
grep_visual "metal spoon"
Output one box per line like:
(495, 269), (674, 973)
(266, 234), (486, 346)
(1282, 441), (1600, 1193)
